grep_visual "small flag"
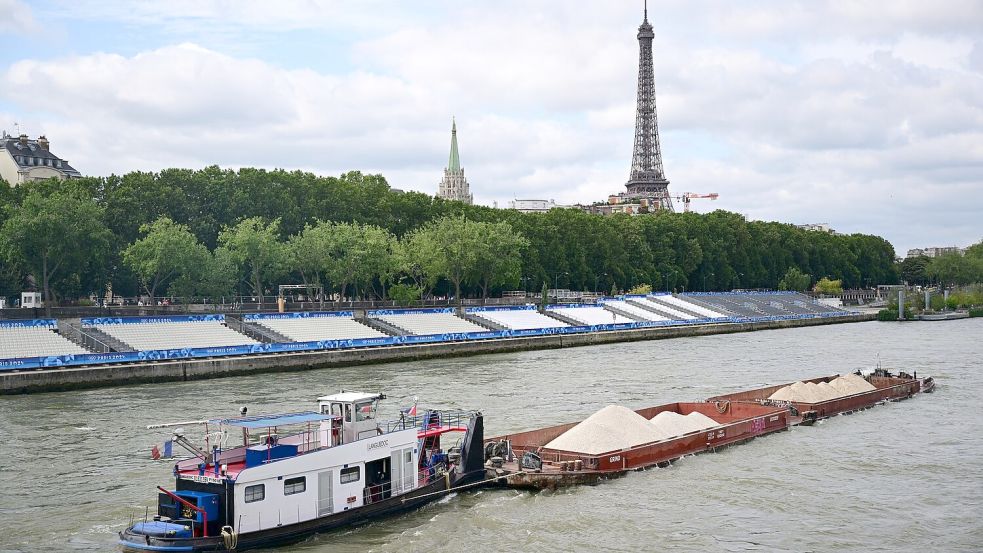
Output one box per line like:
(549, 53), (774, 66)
(163, 440), (173, 458)
(151, 445), (161, 460)
(401, 404), (417, 417)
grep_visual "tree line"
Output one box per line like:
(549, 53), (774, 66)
(897, 243), (983, 288)
(1, 167), (904, 307)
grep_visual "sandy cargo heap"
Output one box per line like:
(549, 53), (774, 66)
(543, 405), (723, 455)
(767, 374), (876, 403)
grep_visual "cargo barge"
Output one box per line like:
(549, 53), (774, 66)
(705, 369), (932, 424)
(485, 370), (933, 489)
(483, 401), (790, 489)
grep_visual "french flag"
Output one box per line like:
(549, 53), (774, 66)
(401, 403), (417, 417)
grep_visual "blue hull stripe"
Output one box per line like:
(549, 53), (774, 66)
(118, 540), (194, 552)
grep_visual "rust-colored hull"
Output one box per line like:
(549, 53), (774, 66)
(486, 402), (789, 490)
(705, 372), (924, 423)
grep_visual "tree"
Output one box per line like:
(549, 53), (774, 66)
(122, 217), (209, 306)
(218, 217), (285, 300)
(778, 267), (812, 291)
(473, 221), (528, 298)
(813, 277), (843, 295)
(0, 184), (111, 315)
(421, 216), (481, 302)
(394, 229), (442, 299)
(898, 256), (931, 286)
(286, 221), (336, 305)
(323, 222), (394, 301)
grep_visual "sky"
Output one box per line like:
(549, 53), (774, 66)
(1, 0), (981, 255)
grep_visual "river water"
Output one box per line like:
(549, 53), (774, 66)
(1, 319), (980, 552)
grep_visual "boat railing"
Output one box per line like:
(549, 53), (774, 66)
(382, 409), (476, 434)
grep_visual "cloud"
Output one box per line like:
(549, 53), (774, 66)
(0, 0), (38, 34)
(1, 0), (981, 254)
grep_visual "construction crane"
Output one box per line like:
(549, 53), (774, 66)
(674, 192), (719, 213)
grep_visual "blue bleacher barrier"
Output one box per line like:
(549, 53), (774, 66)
(402, 333), (454, 345)
(0, 305), (853, 372)
(81, 314), (225, 325)
(0, 356), (42, 369)
(464, 330), (511, 340)
(368, 307), (455, 316)
(243, 311), (354, 320)
(0, 319), (57, 329)
(465, 305), (536, 313)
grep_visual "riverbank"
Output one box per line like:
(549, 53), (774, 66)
(0, 312), (872, 394)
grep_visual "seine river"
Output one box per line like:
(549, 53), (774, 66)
(1, 319), (980, 552)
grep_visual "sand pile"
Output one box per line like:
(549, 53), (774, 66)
(544, 405), (665, 454)
(649, 411), (719, 439)
(768, 374), (876, 403)
(829, 373), (876, 395)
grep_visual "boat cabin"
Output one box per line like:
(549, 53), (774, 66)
(316, 392), (385, 444)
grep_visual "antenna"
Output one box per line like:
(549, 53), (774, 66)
(644, 0), (648, 21)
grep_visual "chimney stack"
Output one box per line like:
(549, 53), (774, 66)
(18, 134), (28, 145)
(37, 135), (49, 150)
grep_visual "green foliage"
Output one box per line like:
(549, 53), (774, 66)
(813, 277), (843, 295)
(778, 267), (812, 291)
(877, 309), (898, 321)
(610, 283), (618, 297)
(388, 283), (422, 306)
(969, 307), (983, 317)
(926, 251), (983, 286)
(218, 217), (285, 299)
(898, 256), (931, 286)
(0, 182), (111, 313)
(0, 168), (905, 304)
(541, 282), (548, 309)
(123, 217), (208, 304)
(627, 283), (652, 295)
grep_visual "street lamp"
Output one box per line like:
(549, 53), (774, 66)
(554, 271), (568, 292)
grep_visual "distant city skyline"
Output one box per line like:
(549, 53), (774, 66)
(0, 0), (980, 253)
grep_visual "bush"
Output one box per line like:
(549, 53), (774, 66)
(877, 309), (898, 321)
(877, 307), (913, 321)
(969, 307), (983, 318)
(627, 283), (652, 295)
(388, 283), (422, 306)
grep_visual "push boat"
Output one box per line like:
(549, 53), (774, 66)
(484, 401), (790, 489)
(119, 392), (485, 552)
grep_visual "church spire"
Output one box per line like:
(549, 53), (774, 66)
(436, 117), (472, 205)
(447, 117), (461, 172)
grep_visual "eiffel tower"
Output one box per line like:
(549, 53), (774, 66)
(624, 1), (673, 211)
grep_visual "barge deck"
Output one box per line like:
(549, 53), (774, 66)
(486, 370), (933, 489)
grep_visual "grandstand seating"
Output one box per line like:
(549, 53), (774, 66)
(468, 308), (568, 330)
(599, 300), (669, 321)
(0, 326), (90, 359)
(373, 312), (486, 335)
(631, 296), (697, 320)
(547, 305), (634, 325)
(684, 292), (848, 318)
(253, 316), (387, 341)
(656, 295), (729, 318)
(90, 320), (258, 351)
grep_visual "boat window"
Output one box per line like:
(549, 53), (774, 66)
(244, 484), (265, 503)
(355, 402), (374, 421)
(340, 466), (360, 484)
(344, 404), (352, 423)
(284, 476), (306, 495)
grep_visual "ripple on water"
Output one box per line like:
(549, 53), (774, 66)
(1, 319), (981, 552)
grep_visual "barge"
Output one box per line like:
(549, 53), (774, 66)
(119, 393), (484, 552)
(485, 370), (934, 489)
(706, 369), (932, 424)
(483, 401), (790, 489)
